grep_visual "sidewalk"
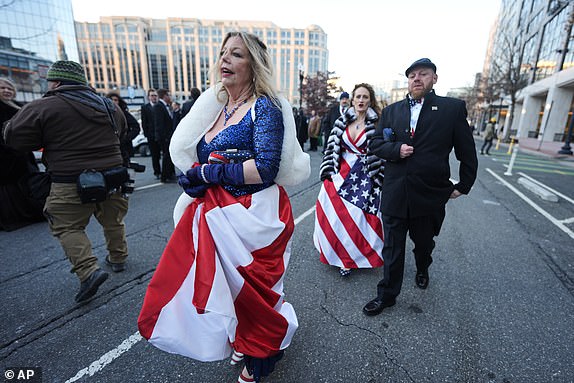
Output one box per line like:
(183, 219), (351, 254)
(477, 135), (574, 166)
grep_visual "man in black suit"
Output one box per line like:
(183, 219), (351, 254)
(141, 89), (161, 179)
(180, 87), (202, 119)
(153, 88), (176, 182)
(363, 58), (478, 316)
(322, 91), (349, 149)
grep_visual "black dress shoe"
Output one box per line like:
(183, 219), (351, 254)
(362, 297), (396, 316)
(105, 255), (126, 272)
(415, 269), (429, 289)
(75, 269), (109, 302)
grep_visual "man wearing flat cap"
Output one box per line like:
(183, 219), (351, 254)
(363, 58), (478, 316)
(4, 60), (131, 303)
(322, 91), (350, 151)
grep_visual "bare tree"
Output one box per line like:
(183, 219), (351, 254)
(301, 71), (341, 116)
(486, 29), (529, 141)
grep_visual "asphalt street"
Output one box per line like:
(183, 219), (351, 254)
(1, 141), (573, 383)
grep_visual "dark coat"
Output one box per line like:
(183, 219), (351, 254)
(153, 100), (174, 142)
(181, 99), (196, 118)
(140, 102), (156, 141)
(324, 103), (344, 135)
(369, 90), (478, 218)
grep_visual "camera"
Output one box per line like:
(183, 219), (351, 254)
(129, 161), (146, 173)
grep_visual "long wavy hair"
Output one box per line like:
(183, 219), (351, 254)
(351, 83), (381, 116)
(214, 31), (279, 106)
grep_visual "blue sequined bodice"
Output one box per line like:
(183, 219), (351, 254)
(197, 96), (284, 197)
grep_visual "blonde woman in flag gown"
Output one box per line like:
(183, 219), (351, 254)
(138, 32), (310, 383)
(314, 83), (385, 277)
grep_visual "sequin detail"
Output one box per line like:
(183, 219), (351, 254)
(197, 96), (284, 197)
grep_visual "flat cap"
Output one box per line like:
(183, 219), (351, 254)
(405, 58), (436, 76)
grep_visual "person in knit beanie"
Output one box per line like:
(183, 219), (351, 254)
(46, 60), (88, 85)
(4, 59), (132, 303)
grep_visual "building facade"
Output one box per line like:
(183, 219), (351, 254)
(75, 17), (329, 105)
(483, 0), (574, 143)
(0, 0), (79, 102)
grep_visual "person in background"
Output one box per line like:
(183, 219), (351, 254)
(480, 118), (496, 155)
(106, 92), (140, 166)
(153, 88), (176, 182)
(141, 89), (161, 179)
(181, 87), (202, 118)
(307, 109), (321, 151)
(363, 58), (478, 316)
(138, 31), (310, 383)
(4, 61), (131, 302)
(314, 83), (384, 277)
(0, 77), (48, 231)
(172, 101), (183, 129)
(295, 107), (308, 150)
(323, 91), (350, 151)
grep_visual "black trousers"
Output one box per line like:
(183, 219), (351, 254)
(159, 139), (175, 181)
(148, 139), (162, 176)
(376, 208), (445, 300)
(309, 137), (319, 151)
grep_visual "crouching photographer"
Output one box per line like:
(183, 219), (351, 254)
(4, 60), (132, 303)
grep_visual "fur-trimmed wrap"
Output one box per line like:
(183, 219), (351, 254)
(319, 106), (384, 186)
(170, 84), (310, 225)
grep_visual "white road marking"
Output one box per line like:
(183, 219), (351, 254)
(64, 207), (315, 381)
(65, 332), (143, 382)
(134, 182), (163, 191)
(486, 168), (574, 239)
(294, 206), (316, 225)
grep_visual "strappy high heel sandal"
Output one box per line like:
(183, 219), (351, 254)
(237, 369), (254, 383)
(230, 350), (244, 365)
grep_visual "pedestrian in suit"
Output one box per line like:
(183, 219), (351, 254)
(141, 89), (161, 179)
(363, 58), (478, 316)
(322, 91), (349, 150)
(153, 88), (176, 182)
(181, 87), (202, 118)
(295, 107), (308, 150)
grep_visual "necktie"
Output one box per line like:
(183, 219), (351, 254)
(408, 98), (422, 108)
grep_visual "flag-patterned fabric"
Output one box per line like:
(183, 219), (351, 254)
(313, 128), (384, 269)
(138, 184), (298, 361)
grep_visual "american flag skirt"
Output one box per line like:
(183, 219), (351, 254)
(138, 184), (298, 361)
(313, 150), (384, 269)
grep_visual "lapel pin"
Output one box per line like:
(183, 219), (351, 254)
(432, 106), (438, 111)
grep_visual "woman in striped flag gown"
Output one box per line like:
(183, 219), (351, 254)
(138, 32), (310, 383)
(313, 83), (385, 277)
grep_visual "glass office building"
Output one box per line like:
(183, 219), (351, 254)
(75, 17), (329, 105)
(0, 0), (79, 101)
(483, 0), (574, 142)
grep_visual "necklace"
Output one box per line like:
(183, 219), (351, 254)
(223, 99), (248, 126)
(355, 119), (365, 130)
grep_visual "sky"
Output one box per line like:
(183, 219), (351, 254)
(70, 0), (501, 94)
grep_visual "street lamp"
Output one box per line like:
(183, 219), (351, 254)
(298, 62), (304, 109)
(558, 112), (574, 155)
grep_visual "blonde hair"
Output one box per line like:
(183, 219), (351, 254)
(0, 77), (20, 110)
(0, 77), (17, 96)
(214, 31), (279, 106)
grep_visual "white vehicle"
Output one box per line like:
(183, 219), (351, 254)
(132, 133), (150, 157)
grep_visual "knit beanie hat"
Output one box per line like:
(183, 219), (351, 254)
(46, 61), (87, 85)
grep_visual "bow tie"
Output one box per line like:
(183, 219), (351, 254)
(408, 98), (422, 107)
